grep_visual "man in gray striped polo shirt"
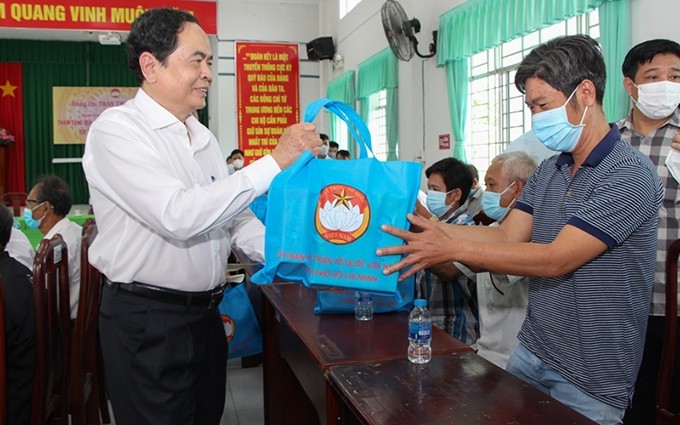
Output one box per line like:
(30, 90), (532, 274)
(379, 35), (663, 425)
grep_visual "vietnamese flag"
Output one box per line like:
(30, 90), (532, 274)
(0, 62), (26, 193)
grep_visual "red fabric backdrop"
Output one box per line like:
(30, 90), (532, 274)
(0, 62), (26, 193)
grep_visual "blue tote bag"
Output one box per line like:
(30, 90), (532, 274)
(251, 99), (421, 296)
(219, 282), (263, 359)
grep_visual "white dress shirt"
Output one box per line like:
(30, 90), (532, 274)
(44, 217), (82, 320)
(7, 227), (35, 270)
(83, 88), (279, 291)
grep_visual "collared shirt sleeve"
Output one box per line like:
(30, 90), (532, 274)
(83, 98), (280, 242)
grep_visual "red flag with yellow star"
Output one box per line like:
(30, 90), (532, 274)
(0, 63), (25, 194)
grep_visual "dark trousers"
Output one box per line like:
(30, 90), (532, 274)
(99, 284), (227, 425)
(623, 315), (680, 424)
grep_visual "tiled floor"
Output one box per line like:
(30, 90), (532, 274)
(221, 358), (265, 425)
(106, 358), (265, 425)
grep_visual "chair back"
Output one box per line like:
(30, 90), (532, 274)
(1, 192), (27, 217)
(31, 235), (70, 425)
(0, 275), (6, 425)
(70, 218), (103, 425)
(658, 239), (680, 425)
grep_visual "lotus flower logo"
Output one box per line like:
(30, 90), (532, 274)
(222, 315), (235, 342)
(315, 184), (370, 244)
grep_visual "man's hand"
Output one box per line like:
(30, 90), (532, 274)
(270, 123), (322, 169)
(377, 214), (458, 281)
(672, 132), (680, 152)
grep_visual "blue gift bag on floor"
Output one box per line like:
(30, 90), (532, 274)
(219, 283), (263, 359)
(251, 99), (422, 296)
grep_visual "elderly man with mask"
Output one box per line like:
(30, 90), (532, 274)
(454, 152), (537, 369)
(25, 175), (82, 320)
(378, 35), (663, 425)
(616, 39), (680, 425)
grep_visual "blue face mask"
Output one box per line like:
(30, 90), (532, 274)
(532, 86), (588, 152)
(481, 181), (516, 222)
(426, 189), (454, 218)
(23, 202), (44, 229)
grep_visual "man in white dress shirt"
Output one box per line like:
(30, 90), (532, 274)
(82, 8), (321, 425)
(26, 175), (81, 320)
(7, 227), (35, 269)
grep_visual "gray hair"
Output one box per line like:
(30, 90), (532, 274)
(515, 35), (606, 104)
(491, 152), (537, 184)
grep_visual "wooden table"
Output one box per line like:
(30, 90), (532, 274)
(261, 283), (471, 425)
(327, 352), (597, 425)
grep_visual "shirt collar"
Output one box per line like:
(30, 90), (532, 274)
(134, 88), (182, 130)
(619, 106), (680, 133)
(134, 88), (211, 151)
(555, 124), (621, 169)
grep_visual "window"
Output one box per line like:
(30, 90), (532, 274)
(367, 89), (392, 160)
(468, 10), (600, 180)
(339, 0), (362, 19)
(332, 117), (349, 151)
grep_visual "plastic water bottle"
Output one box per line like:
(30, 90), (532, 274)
(355, 291), (373, 321)
(408, 299), (432, 364)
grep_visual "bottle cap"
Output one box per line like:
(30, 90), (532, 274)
(414, 299), (427, 308)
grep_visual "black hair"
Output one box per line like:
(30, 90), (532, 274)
(425, 157), (473, 204)
(33, 175), (73, 217)
(230, 149), (244, 157)
(320, 133), (329, 141)
(0, 205), (13, 250)
(466, 163), (479, 182)
(126, 8), (199, 85)
(337, 150), (350, 159)
(515, 35), (606, 104)
(329, 141), (339, 149)
(622, 39), (680, 80)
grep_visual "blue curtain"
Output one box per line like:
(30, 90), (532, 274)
(326, 71), (355, 149)
(599, 0), (631, 121)
(357, 48), (398, 160)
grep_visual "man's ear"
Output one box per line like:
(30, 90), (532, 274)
(139, 52), (159, 84)
(578, 79), (598, 108)
(623, 76), (637, 99)
(512, 180), (525, 199)
(448, 188), (462, 205)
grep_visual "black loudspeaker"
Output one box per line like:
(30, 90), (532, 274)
(306, 36), (335, 61)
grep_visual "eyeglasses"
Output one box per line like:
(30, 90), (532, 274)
(26, 199), (41, 207)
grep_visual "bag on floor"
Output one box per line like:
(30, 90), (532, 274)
(251, 98), (421, 296)
(219, 282), (263, 359)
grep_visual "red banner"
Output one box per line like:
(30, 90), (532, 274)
(0, 62), (25, 193)
(0, 0), (217, 34)
(235, 42), (299, 165)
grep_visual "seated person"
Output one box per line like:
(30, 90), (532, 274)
(336, 149), (350, 160)
(25, 175), (82, 319)
(456, 152), (537, 368)
(317, 133), (332, 159)
(415, 157), (479, 344)
(328, 140), (339, 159)
(0, 205), (35, 425)
(230, 149), (245, 172)
(463, 163), (484, 218)
(7, 226), (35, 269)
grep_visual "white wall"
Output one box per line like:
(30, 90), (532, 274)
(211, 0), (322, 158)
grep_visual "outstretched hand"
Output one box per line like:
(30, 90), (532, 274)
(377, 213), (457, 281)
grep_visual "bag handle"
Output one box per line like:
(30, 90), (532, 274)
(303, 98), (374, 159)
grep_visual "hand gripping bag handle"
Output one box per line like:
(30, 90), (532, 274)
(303, 98), (375, 159)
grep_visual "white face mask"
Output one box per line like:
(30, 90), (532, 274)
(633, 81), (680, 120)
(319, 144), (329, 156)
(233, 159), (244, 170)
